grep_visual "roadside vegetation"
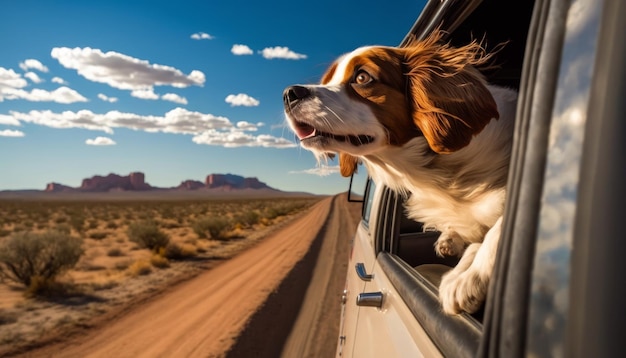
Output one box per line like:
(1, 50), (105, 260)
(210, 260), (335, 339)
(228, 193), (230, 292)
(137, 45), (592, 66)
(0, 196), (321, 354)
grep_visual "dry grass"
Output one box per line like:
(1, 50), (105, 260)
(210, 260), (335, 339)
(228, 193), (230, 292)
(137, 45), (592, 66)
(0, 196), (321, 355)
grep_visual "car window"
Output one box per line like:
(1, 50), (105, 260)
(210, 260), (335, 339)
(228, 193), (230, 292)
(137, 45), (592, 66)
(526, 0), (602, 355)
(361, 179), (376, 227)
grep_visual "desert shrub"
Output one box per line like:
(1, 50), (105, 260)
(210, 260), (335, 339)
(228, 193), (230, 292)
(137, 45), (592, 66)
(88, 279), (119, 291)
(107, 248), (124, 257)
(0, 230), (83, 290)
(0, 229), (11, 238)
(106, 221), (119, 229)
(128, 260), (152, 276)
(126, 220), (170, 252)
(150, 254), (170, 269)
(89, 231), (108, 240)
(87, 219), (99, 230)
(54, 224), (72, 235)
(192, 216), (231, 240)
(69, 214), (85, 234)
(78, 263), (106, 271)
(234, 210), (260, 228)
(163, 242), (197, 260)
(54, 216), (68, 224)
(26, 276), (78, 297)
(0, 310), (19, 325)
(115, 260), (133, 271)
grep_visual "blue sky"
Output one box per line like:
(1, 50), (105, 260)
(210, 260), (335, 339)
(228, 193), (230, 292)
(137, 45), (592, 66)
(0, 0), (425, 195)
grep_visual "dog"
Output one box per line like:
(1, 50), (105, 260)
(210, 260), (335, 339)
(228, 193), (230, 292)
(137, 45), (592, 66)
(282, 31), (517, 315)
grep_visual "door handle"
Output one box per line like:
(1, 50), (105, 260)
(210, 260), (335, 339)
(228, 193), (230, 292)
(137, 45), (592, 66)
(355, 262), (373, 281)
(357, 292), (383, 308)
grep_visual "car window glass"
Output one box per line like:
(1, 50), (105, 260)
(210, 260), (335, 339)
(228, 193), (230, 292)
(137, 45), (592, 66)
(526, 0), (602, 355)
(362, 179), (376, 226)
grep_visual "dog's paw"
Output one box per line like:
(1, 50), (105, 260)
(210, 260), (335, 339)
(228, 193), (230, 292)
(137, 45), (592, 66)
(435, 231), (465, 257)
(439, 266), (489, 315)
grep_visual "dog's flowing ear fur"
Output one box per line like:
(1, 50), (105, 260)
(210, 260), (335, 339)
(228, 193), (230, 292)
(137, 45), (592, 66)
(339, 153), (359, 177)
(403, 32), (500, 154)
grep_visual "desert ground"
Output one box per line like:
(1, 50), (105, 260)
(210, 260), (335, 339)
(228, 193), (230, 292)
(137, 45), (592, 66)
(0, 193), (361, 357)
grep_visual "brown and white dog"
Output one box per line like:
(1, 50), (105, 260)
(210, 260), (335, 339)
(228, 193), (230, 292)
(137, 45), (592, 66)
(282, 32), (517, 315)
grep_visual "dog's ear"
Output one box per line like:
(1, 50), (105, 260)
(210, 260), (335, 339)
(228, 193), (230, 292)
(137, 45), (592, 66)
(339, 153), (359, 177)
(404, 32), (499, 154)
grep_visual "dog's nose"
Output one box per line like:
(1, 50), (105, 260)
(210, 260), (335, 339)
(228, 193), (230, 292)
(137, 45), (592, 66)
(283, 85), (311, 107)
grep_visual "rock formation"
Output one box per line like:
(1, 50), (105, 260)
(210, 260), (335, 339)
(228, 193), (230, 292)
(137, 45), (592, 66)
(44, 172), (273, 192)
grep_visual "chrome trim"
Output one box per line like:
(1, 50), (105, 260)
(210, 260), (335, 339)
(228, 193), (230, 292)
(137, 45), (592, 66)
(355, 262), (373, 281)
(356, 292), (384, 308)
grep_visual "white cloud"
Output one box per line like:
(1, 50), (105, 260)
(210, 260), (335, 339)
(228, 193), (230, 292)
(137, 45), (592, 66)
(50, 47), (206, 91)
(5, 108), (297, 149)
(0, 129), (25, 137)
(131, 88), (159, 100)
(255, 134), (298, 148)
(225, 93), (259, 107)
(260, 46), (307, 60)
(130, 89), (188, 104)
(0, 67), (28, 89)
(236, 121), (259, 131)
(231, 44), (254, 55)
(191, 32), (215, 40)
(290, 165), (340, 176)
(192, 130), (296, 148)
(98, 93), (118, 103)
(1, 86), (87, 103)
(9, 107), (232, 135)
(86, 136), (116, 145)
(161, 93), (188, 105)
(24, 71), (44, 84)
(52, 77), (67, 84)
(0, 114), (20, 126)
(19, 59), (48, 72)
(1, 67), (85, 103)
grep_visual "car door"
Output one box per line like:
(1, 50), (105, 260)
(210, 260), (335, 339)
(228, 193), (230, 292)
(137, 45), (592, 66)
(339, 180), (445, 357)
(336, 179), (381, 357)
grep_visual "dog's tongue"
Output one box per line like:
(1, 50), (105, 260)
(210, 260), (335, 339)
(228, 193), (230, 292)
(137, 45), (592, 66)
(295, 122), (316, 140)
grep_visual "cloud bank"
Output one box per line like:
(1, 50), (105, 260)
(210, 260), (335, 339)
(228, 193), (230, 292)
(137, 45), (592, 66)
(5, 108), (296, 149)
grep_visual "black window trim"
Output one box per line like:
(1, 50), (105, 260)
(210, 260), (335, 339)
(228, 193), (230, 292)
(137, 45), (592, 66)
(479, 0), (567, 356)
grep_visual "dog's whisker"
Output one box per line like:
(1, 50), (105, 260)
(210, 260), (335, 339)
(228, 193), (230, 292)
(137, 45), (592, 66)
(323, 104), (345, 124)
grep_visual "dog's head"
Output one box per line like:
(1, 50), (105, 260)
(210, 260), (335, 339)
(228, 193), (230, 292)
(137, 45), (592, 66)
(283, 32), (499, 177)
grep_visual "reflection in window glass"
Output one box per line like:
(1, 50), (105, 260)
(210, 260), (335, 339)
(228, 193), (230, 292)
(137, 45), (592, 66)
(362, 179), (376, 226)
(527, 0), (600, 356)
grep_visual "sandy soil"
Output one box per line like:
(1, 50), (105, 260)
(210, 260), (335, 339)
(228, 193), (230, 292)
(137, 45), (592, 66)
(12, 193), (362, 358)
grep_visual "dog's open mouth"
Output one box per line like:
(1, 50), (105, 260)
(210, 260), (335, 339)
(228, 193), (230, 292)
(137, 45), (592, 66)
(294, 121), (374, 146)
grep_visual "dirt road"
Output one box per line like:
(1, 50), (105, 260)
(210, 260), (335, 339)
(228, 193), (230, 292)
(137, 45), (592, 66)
(22, 194), (361, 358)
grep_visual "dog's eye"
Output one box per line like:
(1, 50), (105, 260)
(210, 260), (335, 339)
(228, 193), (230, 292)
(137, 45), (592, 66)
(354, 70), (372, 85)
